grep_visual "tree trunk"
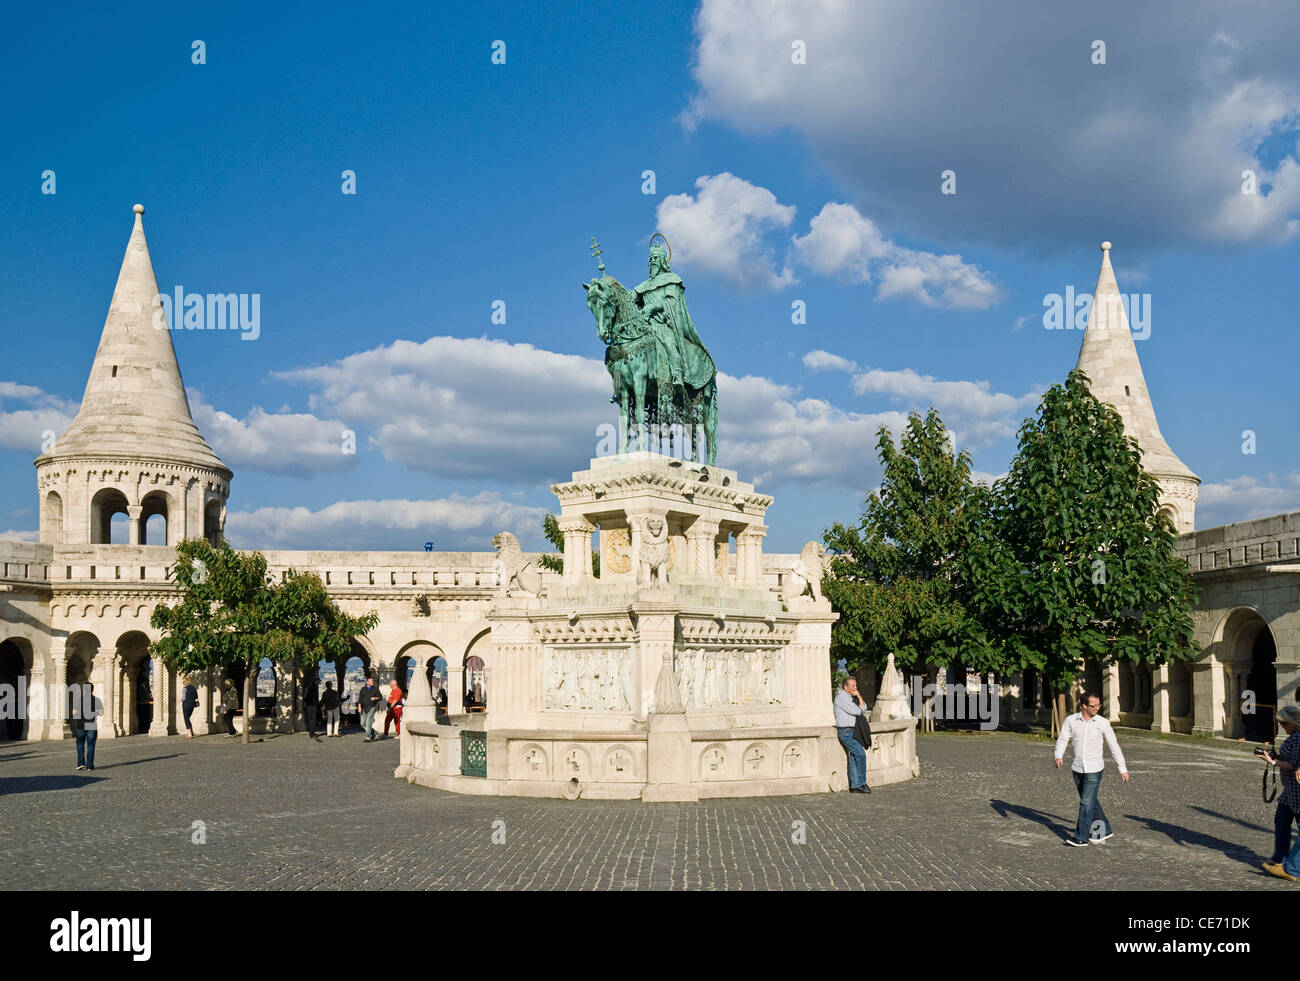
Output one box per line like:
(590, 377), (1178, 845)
(242, 657), (253, 744)
(1047, 682), (1068, 737)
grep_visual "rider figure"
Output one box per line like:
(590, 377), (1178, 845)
(635, 243), (715, 403)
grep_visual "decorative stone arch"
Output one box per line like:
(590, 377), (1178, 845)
(1209, 606), (1278, 739)
(462, 629), (491, 712)
(139, 489), (172, 546)
(204, 496), (224, 545)
(112, 629), (156, 735)
(0, 636), (35, 740)
(89, 487), (131, 544)
(394, 640), (445, 698)
(41, 490), (64, 544)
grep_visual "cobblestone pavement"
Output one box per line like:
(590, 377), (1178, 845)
(0, 729), (1289, 890)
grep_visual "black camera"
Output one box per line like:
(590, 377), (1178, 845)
(1255, 745), (1274, 758)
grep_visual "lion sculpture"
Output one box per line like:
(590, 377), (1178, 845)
(492, 531), (542, 596)
(780, 540), (825, 603)
(638, 515), (671, 588)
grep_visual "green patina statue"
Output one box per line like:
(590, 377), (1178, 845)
(583, 235), (718, 464)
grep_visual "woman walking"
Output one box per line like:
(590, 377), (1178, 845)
(181, 676), (199, 738)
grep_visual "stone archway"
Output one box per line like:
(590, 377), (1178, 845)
(0, 638), (33, 740)
(395, 641), (445, 701)
(140, 490), (170, 546)
(463, 630), (490, 712)
(1215, 608), (1278, 740)
(89, 488), (130, 544)
(113, 631), (154, 735)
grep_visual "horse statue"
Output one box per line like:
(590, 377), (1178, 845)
(583, 236), (718, 465)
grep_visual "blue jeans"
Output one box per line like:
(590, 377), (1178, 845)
(837, 727), (866, 789)
(1072, 769), (1111, 842)
(1284, 822), (1300, 877)
(361, 705), (379, 738)
(1273, 800), (1299, 863)
(74, 728), (97, 770)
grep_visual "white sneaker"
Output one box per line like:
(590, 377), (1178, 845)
(1089, 832), (1115, 844)
(75, 764), (85, 771)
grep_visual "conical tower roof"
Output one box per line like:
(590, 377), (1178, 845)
(1075, 242), (1196, 483)
(41, 205), (230, 476)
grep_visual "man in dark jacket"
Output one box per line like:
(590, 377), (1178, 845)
(321, 681), (341, 737)
(357, 676), (384, 742)
(302, 676), (320, 740)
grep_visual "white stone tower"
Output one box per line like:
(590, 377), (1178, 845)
(35, 205), (232, 546)
(1075, 241), (1198, 532)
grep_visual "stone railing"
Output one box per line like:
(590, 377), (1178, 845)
(1176, 511), (1300, 574)
(0, 540), (52, 585)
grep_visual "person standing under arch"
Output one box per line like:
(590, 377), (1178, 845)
(181, 676), (198, 739)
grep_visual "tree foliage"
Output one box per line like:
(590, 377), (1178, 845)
(822, 409), (996, 677)
(150, 539), (379, 744)
(965, 371), (1198, 709)
(822, 377), (1198, 727)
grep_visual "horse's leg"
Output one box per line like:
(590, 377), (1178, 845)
(633, 372), (647, 451)
(618, 381), (631, 454)
(705, 379), (719, 465)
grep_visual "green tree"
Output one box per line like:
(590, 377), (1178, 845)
(967, 371), (1198, 729)
(823, 408), (998, 681)
(150, 539), (379, 744)
(538, 512), (599, 577)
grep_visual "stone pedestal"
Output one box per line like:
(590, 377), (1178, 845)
(397, 452), (916, 800)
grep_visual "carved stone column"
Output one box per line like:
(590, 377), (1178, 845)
(1152, 664), (1172, 733)
(1101, 661), (1121, 720)
(558, 516), (595, 583)
(49, 645), (67, 741)
(736, 527), (767, 586)
(93, 649), (115, 740)
(127, 504), (143, 545)
(685, 518), (720, 581)
(149, 657), (168, 736)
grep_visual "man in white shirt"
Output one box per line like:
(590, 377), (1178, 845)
(1054, 690), (1130, 846)
(833, 678), (870, 794)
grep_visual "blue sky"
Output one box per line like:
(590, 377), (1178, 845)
(3, 0), (1300, 551)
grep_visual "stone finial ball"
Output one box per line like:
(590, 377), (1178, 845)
(1101, 240), (1112, 251)
(133, 204), (145, 214)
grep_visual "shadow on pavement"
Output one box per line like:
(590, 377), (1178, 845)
(0, 774), (105, 795)
(0, 750), (40, 763)
(98, 754), (183, 769)
(1124, 814), (1261, 869)
(1187, 804), (1270, 835)
(989, 799), (1074, 839)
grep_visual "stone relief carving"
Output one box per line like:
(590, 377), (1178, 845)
(673, 647), (785, 708)
(544, 647), (633, 711)
(604, 527), (631, 574)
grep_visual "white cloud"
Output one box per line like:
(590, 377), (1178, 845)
(276, 336), (611, 485)
(0, 382), (77, 453)
(802, 349), (859, 373)
(685, 1), (1300, 250)
(224, 492), (548, 551)
(655, 173), (797, 289)
(793, 203), (1001, 309)
(850, 367), (1042, 445)
(271, 335), (921, 495)
(719, 373), (907, 488)
(0, 529), (38, 542)
(1196, 473), (1300, 527)
(188, 391), (358, 476)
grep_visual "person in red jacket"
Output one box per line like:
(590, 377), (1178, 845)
(382, 681), (404, 738)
